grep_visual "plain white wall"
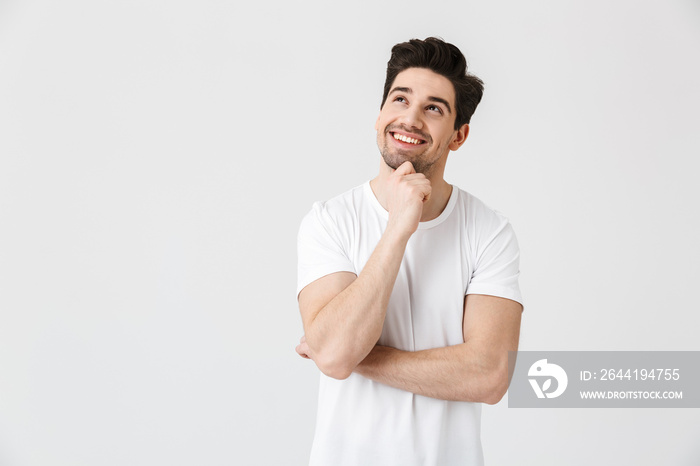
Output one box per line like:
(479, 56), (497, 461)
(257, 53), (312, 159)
(1, 0), (699, 465)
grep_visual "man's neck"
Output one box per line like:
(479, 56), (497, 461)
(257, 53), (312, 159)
(369, 162), (453, 223)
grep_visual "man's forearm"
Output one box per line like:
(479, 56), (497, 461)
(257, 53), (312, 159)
(304, 226), (410, 379)
(354, 344), (509, 404)
(300, 163), (432, 379)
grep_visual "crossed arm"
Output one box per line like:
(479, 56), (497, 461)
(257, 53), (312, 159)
(352, 294), (521, 404)
(297, 270), (522, 404)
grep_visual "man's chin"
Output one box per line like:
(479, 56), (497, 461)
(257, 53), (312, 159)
(382, 155), (427, 174)
(382, 151), (412, 171)
(382, 155), (403, 171)
(384, 159), (401, 171)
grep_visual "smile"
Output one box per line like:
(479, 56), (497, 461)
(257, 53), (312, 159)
(391, 132), (425, 145)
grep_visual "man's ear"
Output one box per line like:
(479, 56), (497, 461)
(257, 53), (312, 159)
(375, 114), (380, 131)
(449, 124), (470, 150)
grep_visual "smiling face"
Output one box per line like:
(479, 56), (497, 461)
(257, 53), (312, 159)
(376, 67), (469, 177)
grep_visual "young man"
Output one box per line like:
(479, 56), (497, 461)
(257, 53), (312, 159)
(295, 37), (523, 466)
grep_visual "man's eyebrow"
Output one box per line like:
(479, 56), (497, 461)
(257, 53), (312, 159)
(389, 86), (412, 95)
(389, 86), (452, 114)
(428, 96), (452, 114)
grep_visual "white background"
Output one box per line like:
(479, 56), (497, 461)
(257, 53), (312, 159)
(1, 0), (699, 465)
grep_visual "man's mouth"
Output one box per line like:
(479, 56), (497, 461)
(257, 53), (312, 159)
(391, 132), (426, 145)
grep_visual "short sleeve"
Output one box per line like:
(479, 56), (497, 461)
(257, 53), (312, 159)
(297, 202), (357, 297)
(466, 215), (523, 308)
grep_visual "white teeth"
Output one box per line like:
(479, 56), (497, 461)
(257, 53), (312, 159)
(393, 133), (421, 145)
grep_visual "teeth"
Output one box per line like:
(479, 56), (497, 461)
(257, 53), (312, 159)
(393, 133), (421, 145)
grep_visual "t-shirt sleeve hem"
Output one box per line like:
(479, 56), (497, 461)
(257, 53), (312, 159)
(297, 265), (357, 298)
(465, 285), (524, 310)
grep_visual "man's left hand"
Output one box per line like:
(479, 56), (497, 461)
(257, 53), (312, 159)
(296, 335), (311, 359)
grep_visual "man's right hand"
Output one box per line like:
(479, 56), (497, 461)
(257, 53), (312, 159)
(385, 161), (432, 239)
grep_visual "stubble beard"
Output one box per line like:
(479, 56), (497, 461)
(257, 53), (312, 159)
(378, 129), (435, 175)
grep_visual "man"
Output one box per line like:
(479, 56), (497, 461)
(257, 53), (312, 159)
(295, 37), (523, 466)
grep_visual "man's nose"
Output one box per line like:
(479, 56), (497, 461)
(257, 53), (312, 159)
(399, 106), (424, 130)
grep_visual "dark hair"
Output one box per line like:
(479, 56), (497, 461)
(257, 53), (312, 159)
(380, 37), (484, 129)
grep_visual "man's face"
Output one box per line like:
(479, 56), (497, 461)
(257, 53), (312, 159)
(375, 67), (465, 176)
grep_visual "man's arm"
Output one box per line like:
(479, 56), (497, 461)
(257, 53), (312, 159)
(353, 294), (522, 404)
(297, 162), (431, 380)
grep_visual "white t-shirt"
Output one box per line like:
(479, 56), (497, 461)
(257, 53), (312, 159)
(297, 181), (522, 466)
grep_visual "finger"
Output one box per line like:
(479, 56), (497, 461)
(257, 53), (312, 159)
(394, 161), (415, 175)
(418, 184), (432, 202)
(295, 344), (310, 358)
(404, 178), (432, 193)
(404, 180), (431, 189)
(401, 173), (429, 182)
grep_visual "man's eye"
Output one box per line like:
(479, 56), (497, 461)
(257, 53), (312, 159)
(395, 96), (407, 103)
(427, 105), (442, 114)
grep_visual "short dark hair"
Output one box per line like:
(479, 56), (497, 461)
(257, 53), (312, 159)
(380, 37), (484, 129)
